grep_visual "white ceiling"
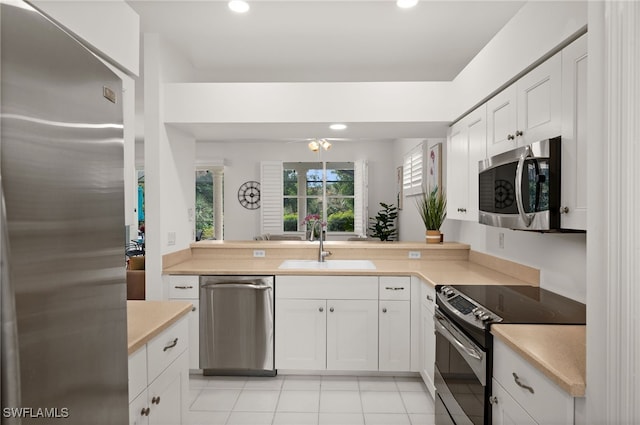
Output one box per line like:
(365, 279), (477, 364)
(128, 0), (525, 141)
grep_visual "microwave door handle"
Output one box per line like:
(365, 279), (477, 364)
(515, 147), (534, 227)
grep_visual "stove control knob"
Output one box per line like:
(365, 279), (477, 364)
(473, 309), (484, 318)
(480, 314), (491, 322)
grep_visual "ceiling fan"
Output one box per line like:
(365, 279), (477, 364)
(285, 137), (349, 151)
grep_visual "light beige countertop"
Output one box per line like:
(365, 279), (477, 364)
(127, 300), (192, 355)
(491, 324), (586, 397)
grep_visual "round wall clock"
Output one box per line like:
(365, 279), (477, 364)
(237, 180), (261, 209)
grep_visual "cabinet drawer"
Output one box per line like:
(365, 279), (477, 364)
(128, 346), (147, 403)
(147, 317), (189, 383)
(277, 275), (378, 300)
(379, 277), (410, 300)
(493, 338), (573, 424)
(168, 275), (199, 298)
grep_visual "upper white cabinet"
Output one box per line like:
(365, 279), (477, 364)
(487, 52), (562, 157)
(447, 104), (487, 221)
(560, 33), (588, 230)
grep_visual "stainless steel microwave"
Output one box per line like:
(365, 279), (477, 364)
(478, 137), (561, 231)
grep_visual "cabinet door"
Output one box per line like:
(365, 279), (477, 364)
(447, 121), (468, 220)
(492, 378), (538, 425)
(275, 299), (326, 370)
(560, 33), (588, 230)
(466, 105), (487, 222)
(326, 299), (378, 371)
(420, 303), (435, 398)
(129, 389), (149, 425)
(516, 52), (562, 145)
(187, 299), (199, 369)
(379, 300), (410, 372)
(148, 352), (189, 425)
(487, 84), (518, 157)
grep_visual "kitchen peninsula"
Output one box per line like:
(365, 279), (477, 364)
(161, 240), (586, 404)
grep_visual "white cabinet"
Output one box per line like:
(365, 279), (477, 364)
(487, 53), (562, 157)
(277, 275), (419, 372)
(168, 275), (199, 369)
(560, 33), (588, 230)
(492, 338), (574, 425)
(327, 299), (379, 371)
(419, 280), (436, 398)
(275, 299), (327, 370)
(128, 315), (189, 425)
(447, 104), (487, 221)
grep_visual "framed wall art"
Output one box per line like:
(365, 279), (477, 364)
(426, 142), (442, 194)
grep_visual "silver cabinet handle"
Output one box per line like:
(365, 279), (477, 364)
(382, 307), (387, 313)
(512, 373), (534, 394)
(385, 287), (405, 291)
(515, 130), (524, 137)
(457, 207), (467, 213)
(175, 285), (193, 289)
(319, 307), (324, 312)
(507, 134), (515, 140)
(560, 206), (570, 214)
(426, 295), (434, 302)
(192, 306), (197, 312)
(151, 396), (160, 405)
(163, 338), (178, 352)
(329, 307), (334, 313)
(489, 396), (498, 405)
(141, 407), (150, 416)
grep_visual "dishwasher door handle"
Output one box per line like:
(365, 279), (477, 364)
(201, 283), (272, 290)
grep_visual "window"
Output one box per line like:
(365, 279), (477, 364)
(403, 142), (425, 196)
(261, 160), (367, 236)
(195, 168), (224, 240)
(283, 162), (355, 232)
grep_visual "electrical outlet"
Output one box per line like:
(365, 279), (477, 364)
(498, 232), (505, 249)
(253, 250), (266, 258)
(168, 232), (176, 246)
(408, 251), (421, 259)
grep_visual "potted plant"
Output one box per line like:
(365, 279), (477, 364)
(368, 202), (398, 241)
(416, 186), (447, 244)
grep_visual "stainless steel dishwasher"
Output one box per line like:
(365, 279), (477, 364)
(199, 275), (275, 376)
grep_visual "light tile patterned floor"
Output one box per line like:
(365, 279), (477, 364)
(187, 374), (435, 425)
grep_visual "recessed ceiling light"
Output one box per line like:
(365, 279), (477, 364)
(396, 0), (419, 9)
(228, 0), (250, 13)
(330, 124), (347, 131)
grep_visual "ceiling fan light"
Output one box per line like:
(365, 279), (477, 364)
(396, 0), (419, 9)
(320, 139), (332, 150)
(308, 140), (320, 152)
(228, 0), (250, 13)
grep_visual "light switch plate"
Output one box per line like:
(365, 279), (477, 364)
(408, 251), (421, 259)
(253, 250), (266, 258)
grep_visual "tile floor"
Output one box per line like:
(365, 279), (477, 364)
(187, 374), (435, 425)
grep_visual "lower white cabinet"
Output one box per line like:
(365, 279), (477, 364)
(168, 275), (199, 369)
(492, 338), (574, 425)
(379, 300), (410, 371)
(275, 299), (327, 370)
(327, 299), (379, 370)
(129, 316), (189, 425)
(419, 280), (436, 398)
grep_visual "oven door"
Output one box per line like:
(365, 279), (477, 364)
(434, 309), (487, 425)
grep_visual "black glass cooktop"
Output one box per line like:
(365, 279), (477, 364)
(451, 285), (586, 325)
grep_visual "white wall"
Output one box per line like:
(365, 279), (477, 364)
(164, 81), (453, 124)
(196, 139), (397, 241)
(143, 33), (196, 299)
(31, 0), (140, 76)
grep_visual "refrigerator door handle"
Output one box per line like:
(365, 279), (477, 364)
(1, 190), (22, 416)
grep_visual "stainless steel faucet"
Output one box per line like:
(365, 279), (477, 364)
(310, 220), (332, 262)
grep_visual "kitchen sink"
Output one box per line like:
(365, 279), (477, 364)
(278, 259), (376, 270)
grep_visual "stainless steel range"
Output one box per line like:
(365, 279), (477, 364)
(434, 285), (586, 425)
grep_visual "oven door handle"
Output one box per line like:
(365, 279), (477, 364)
(434, 314), (482, 361)
(515, 146), (534, 228)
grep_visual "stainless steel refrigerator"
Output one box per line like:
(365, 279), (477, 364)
(1, 2), (128, 424)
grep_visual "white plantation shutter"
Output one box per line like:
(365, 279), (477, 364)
(354, 160), (368, 236)
(403, 143), (425, 196)
(260, 161), (283, 234)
